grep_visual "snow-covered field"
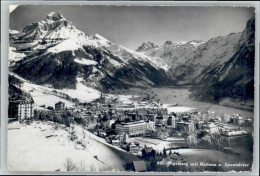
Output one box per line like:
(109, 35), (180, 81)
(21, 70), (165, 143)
(127, 137), (186, 152)
(11, 71), (193, 113)
(113, 87), (254, 118)
(128, 137), (172, 152)
(12, 78), (75, 108)
(107, 93), (195, 113)
(59, 77), (101, 103)
(7, 121), (138, 172)
(162, 104), (196, 113)
(10, 71), (253, 119)
(8, 121), (107, 171)
(10, 73), (100, 108)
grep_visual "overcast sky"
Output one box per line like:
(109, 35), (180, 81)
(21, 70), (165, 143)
(10, 5), (254, 50)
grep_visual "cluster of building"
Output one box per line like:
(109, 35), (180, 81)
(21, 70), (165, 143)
(8, 98), (67, 121)
(9, 92), (253, 152)
(170, 111), (253, 147)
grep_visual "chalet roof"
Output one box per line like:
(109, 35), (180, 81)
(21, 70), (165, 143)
(132, 160), (147, 172)
(55, 101), (65, 105)
(156, 116), (164, 119)
(9, 98), (34, 104)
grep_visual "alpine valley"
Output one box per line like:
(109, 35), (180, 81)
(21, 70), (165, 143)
(9, 12), (255, 103)
(136, 17), (255, 103)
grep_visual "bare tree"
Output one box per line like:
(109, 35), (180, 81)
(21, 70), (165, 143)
(76, 161), (86, 172)
(82, 128), (86, 139)
(89, 163), (98, 172)
(70, 123), (77, 141)
(64, 158), (89, 172)
(64, 158), (77, 171)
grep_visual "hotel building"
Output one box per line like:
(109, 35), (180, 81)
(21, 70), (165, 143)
(115, 120), (155, 136)
(9, 99), (34, 120)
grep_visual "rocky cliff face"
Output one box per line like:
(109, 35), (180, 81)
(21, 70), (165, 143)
(190, 17), (255, 102)
(136, 42), (158, 52)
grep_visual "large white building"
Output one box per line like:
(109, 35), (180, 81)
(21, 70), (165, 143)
(221, 130), (249, 147)
(9, 99), (34, 120)
(115, 120), (155, 136)
(203, 123), (219, 134)
(104, 119), (115, 129)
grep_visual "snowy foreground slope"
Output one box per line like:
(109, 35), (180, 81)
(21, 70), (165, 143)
(8, 121), (138, 171)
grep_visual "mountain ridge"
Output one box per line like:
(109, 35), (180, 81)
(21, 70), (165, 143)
(9, 12), (176, 91)
(136, 32), (243, 82)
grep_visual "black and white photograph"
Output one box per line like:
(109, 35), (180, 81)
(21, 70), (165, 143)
(7, 5), (256, 172)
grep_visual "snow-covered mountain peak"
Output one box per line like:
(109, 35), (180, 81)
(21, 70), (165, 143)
(21, 12), (74, 42)
(162, 40), (204, 48)
(186, 40), (204, 46)
(16, 12), (116, 53)
(38, 12), (73, 33)
(136, 41), (158, 51)
(164, 40), (173, 45)
(43, 12), (69, 27)
(46, 12), (66, 21)
(10, 12), (177, 90)
(166, 40), (204, 48)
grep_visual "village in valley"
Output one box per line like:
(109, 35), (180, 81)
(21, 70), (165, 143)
(8, 89), (254, 172)
(7, 7), (255, 172)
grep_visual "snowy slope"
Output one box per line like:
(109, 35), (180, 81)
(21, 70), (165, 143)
(107, 43), (170, 71)
(137, 34), (241, 82)
(9, 72), (100, 108)
(74, 58), (98, 65)
(179, 33), (242, 81)
(9, 47), (26, 66)
(137, 40), (204, 65)
(136, 40), (205, 76)
(8, 121), (117, 171)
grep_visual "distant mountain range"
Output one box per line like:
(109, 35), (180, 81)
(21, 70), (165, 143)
(9, 12), (255, 102)
(136, 17), (255, 102)
(136, 34), (245, 84)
